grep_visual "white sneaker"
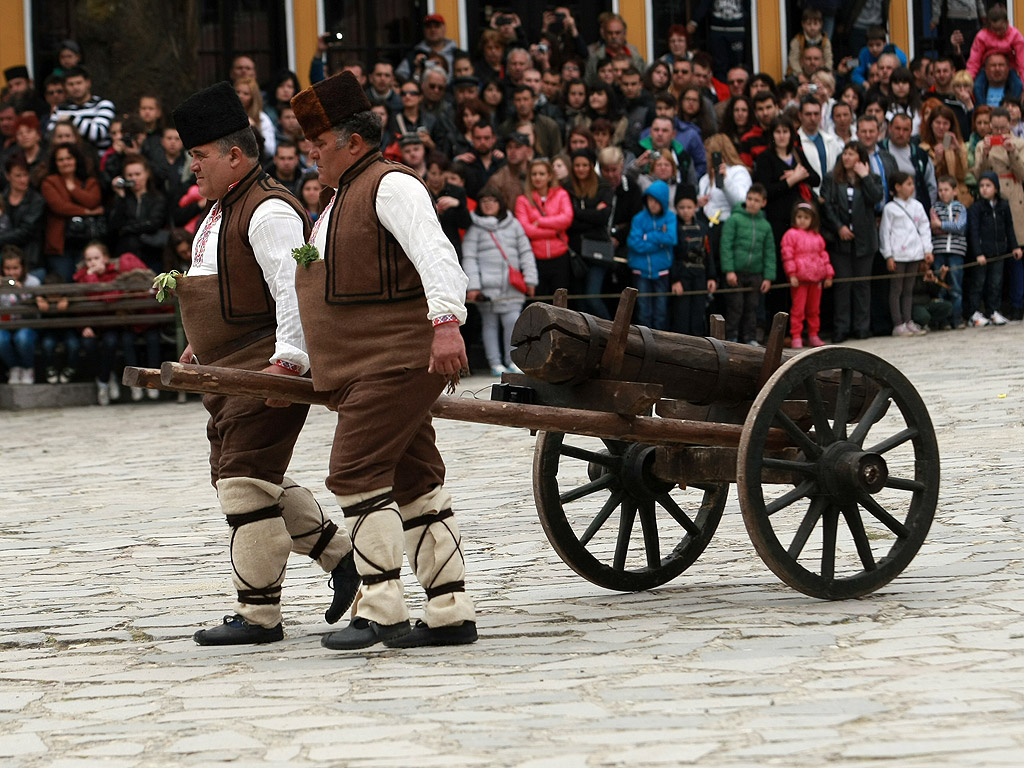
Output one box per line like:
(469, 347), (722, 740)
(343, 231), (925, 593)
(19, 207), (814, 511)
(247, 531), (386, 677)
(990, 311), (1009, 326)
(970, 311), (990, 327)
(7, 366), (23, 384)
(906, 320), (928, 336)
(892, 323), (914, 337)
(21, 368), (35, 384)
(130, 386), (144, 402)
(147, 388), (160, 400)
(96, 381), (110, 406)
(108, 372), (121, 401)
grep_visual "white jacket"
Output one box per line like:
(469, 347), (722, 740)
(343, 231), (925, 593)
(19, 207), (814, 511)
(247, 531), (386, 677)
(798, 127), (844, 196)
(880, 197), (933, 263)
(697, 163), (752, 225)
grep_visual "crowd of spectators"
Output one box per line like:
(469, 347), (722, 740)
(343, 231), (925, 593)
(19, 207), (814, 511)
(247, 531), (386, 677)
(3, 4), (1024, 391)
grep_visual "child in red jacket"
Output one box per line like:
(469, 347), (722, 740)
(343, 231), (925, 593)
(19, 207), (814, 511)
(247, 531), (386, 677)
(781, 201), (834, 348)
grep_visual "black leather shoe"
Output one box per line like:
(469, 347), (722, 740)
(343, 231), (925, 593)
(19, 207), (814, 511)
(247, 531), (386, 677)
(325, 551), (361, 625)
(831, 332), (848, 344)
(854, 330), (872, 340)
(193, 615), (283, 646)
(321, 617), (411, 650)
(383, 620), (478, 648)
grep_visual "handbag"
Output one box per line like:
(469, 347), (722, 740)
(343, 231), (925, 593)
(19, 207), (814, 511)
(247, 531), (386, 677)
(66, 214), (107, 245)
(579, 236), (621, 265)
(488, 231), (528, 294)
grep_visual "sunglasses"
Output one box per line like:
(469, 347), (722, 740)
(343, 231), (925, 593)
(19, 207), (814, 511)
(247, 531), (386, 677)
(401, 90), (421, 96)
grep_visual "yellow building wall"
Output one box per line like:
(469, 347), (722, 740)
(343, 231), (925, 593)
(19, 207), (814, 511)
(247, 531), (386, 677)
(293, 0), (319, 88)
(435, 0), (460, 44)
(889, 0), (910, 56)
(757, 2), (784, 79)
(0, 0), (28, 77)
(619, 3), (648, 61)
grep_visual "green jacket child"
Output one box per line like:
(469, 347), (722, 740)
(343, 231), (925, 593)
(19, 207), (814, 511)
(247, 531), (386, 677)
(720, 196), (777, 285)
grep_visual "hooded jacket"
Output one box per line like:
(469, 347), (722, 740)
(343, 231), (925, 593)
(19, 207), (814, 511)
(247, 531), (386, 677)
(781, 226), (835, 283)
(462, 211), (538, 309)
(968, 175), (1019, 262)
(719, 200), (776, 280)
(626, 180), (677, 278)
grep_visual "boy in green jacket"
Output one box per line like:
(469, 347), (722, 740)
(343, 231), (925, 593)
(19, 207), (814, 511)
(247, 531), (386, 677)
(720, 183), (776, 344)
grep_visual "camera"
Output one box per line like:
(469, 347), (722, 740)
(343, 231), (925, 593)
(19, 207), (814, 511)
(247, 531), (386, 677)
(551, 10), (566, 34)
(496, 15), (514, 26)
(537, 42), (549, 54)
(807, 84), (819, 94)
(113, 178), (136, 189)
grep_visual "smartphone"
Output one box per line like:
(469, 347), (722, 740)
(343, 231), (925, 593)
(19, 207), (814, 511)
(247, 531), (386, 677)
(943, 133), (952, 149)
(712, 151), (724, 188)
(992, 134), (1005, 146)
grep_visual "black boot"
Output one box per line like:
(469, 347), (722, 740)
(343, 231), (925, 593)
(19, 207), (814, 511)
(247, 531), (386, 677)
(325, 551), (361, 625)
(193, 615), (283, 645)
(383, 620), (478, 648)
(321, 617), (411, 650)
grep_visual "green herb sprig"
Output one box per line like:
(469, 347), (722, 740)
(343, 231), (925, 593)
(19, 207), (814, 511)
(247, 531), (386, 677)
(292, 243), (320, 268)
(153, 270), (184, 303)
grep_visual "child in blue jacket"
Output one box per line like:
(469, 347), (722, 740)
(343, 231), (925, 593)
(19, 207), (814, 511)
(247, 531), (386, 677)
(627, 180), (677, 330)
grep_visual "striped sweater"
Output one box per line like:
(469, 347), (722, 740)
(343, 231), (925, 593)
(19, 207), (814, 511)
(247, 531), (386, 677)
(932, 199), (968, 258)
(46, 95), (116, 150)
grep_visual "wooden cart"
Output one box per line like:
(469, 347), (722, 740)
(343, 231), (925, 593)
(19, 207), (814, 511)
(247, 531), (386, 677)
(125, 289), (939, 601)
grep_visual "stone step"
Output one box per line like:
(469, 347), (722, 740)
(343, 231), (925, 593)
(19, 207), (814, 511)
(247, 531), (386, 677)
(0, 382), (98, 411)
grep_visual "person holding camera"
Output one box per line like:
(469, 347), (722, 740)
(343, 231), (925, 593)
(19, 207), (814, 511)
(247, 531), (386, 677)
(395, 14), (467, 85)
(108, 154), (168, 272)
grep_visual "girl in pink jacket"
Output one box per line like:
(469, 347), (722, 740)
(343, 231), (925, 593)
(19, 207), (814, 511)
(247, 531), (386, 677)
(781, 201), (834, 348)
(514, 158), (574, 298)
(966, 8), (1024, 81)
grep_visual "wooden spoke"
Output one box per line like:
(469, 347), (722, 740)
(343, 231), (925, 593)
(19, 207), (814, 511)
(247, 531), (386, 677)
(820, 507), (839, 581)
(849, 387), (894, 446)
(774, 409), (824, 457)
(761, 457), (817, 475)
(857, 492), (909, 538)
(787, 496), (826, 559)
(579, 489), (624, 546)
(657, 493), (701, 537)
(868, 427), (919, 456)
(613, 499), (637, 571)
(559, 443), (620, 467)
(559, 473), (614, 504)
(842, 503), (877, 572)
(804, 374), (834, 445)
(764, 479), (817, 516)
(637, 500), (661, 569)
(885, 476), (927, 493)
(832, 368), (854, 441)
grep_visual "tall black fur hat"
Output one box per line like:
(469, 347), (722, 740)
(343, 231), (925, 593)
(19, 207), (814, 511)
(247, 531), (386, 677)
(172, 81), (250, 150)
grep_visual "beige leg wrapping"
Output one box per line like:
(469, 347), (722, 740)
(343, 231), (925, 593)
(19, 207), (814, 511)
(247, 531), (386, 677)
(279, 477), (351, 572)
(216, 477), (292, 628)
(400, 485), (476, 627)
(336, 487), (408, 626)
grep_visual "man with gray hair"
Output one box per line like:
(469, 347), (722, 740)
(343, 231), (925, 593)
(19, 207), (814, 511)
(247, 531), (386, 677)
(291, 71), (477, 651)
(170, 81), (360, 646)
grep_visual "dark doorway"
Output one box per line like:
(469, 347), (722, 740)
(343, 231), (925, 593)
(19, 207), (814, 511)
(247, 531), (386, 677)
(322, 0), (428, 70)
(197, 0), (290, 86)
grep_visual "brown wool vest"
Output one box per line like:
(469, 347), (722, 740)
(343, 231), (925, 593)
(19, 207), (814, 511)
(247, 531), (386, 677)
(177, 164), (311, 369)
(295, 151), (433, 391)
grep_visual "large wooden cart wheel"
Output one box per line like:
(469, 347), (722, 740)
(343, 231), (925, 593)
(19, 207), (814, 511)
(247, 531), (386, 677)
(533, 431), (728, 591)
(737, 347), (939, 599)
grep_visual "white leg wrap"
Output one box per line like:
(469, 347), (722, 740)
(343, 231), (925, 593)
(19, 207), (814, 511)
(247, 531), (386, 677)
(217, 477), (291, 628)
(279, 477), (351, 572)
(336, 487), (408, 626)
(400, 485), (475, 627)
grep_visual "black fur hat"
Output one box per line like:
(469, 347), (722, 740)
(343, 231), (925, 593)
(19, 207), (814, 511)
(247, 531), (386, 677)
(172, 81), (250, 150)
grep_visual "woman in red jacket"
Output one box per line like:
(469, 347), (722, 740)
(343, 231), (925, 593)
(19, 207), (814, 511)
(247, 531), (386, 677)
(514, 157), (574, 298)
(40, 142), (103, 281)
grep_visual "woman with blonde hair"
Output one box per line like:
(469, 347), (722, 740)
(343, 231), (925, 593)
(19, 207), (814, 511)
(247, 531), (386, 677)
(233, 76), (276, 156)
(697, 133), (752, 227)
(514, 157), (574, 297)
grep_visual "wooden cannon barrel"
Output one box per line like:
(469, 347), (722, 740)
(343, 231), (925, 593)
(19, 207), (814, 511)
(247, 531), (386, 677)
(510, 303), (793, 405)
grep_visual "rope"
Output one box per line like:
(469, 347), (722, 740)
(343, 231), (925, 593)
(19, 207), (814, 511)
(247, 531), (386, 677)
(481, 251), (1021, 302)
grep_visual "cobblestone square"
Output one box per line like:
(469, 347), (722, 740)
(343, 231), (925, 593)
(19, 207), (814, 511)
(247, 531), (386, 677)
(2, 327), (1023, 767)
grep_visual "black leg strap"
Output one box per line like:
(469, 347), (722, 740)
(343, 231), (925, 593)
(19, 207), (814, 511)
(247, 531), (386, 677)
(226, 504), (282, 528)
(236, 587), (282, 605)
(424, 580), (465, 600)
(361, 568), (402, 585)
(307, 521), (338, 562)
(342, 493), (395, 518)
(402, 507), (453, 531)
